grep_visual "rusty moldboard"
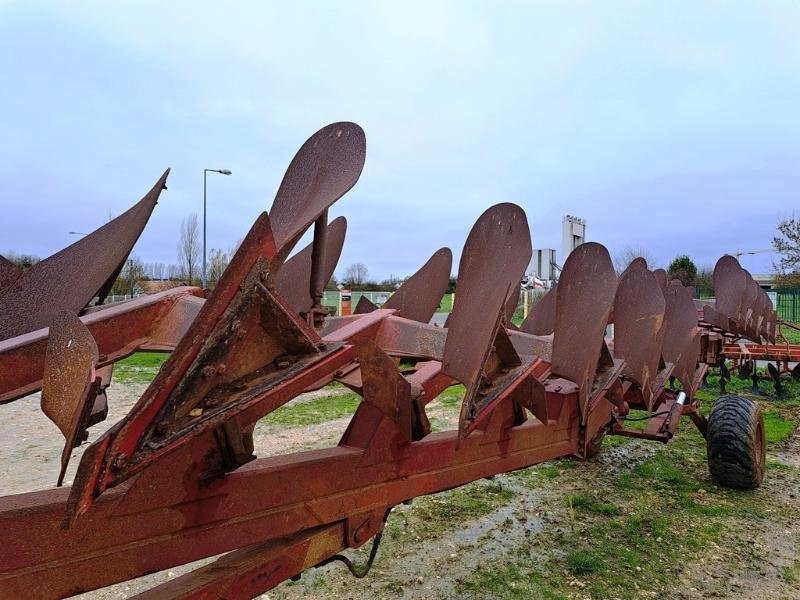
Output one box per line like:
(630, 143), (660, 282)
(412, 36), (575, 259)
(0, 171), (170, 341)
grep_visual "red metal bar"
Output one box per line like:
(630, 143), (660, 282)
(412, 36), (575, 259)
(0, 388), (580, 598)
(0, 287), (204, 404)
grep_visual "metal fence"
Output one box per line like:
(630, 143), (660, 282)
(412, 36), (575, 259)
(777, 288), (800, 323)
(321, 291), (458, 317)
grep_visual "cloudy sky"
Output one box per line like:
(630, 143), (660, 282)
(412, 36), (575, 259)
(1, 1), (797, 280)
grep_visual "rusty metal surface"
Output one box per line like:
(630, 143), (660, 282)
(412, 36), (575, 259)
(0, 393), (580, 598)
(268, 122), (366, 266)
(550, 242), (618, 420)
(0, 287), (204, 404)
(40, 311), (100, 486)
(82, 212), (280, 499)
(713, 255), (746, 324)
(520, 284), (556, 335)
(739, 274), (759, 334)
(374, 315), (446, 360)
(621, 256), (648, 275)
(652, 268), (667, 290)
(358, 340), (413, 441)
(383, 248), (452, 323)
(353, 295), (378, 314)
(442, 203), (531, 387)
(275, 216), (347, 315)
(661, 281), (699, 398)
(0, 171), (169, 340)
(612, 265), (666, 408)
(0, 255), (21, 295)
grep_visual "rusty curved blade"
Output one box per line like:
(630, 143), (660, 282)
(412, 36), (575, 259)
(354, 295), (378, 314)
(0, 255), (22, 296)
(662, 282), (699, 398)
(382, 248), (452, 323)
(609, 259), (646, 324)
(622, 257), (648, 276)
(713, 255), (746, 323)
(41, 311), (100, 486)
(442, 203), (531, 386)
(274, 216), (347, 315)
(764, 290), (776, 341)
(761, 290), (774, 339)
(268, 122), (366, 266)
(738, 273), (759, 333)
(551, 242), (617, 420)
(520, 284), (557, 335)
(750, 287), (768, 339)
(767, 311), (777, 344)
(0, 170), (169, 341)
(613, 265), (666, 409)
(652, 268), (667, 290)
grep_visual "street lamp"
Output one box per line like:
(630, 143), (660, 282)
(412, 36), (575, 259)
(68, 231), (89, 236)
(203, 168), (232, 288)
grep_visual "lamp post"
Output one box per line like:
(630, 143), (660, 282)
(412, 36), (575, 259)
(68, 231), (89, 237)
(203, 168), (232, 288)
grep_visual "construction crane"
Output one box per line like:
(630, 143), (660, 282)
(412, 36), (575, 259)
(733, 248), (773, 259)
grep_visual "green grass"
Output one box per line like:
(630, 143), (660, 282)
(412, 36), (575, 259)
(114, 351), (170, 383)
(384, 479), (515, 543)
(779, 323), (800, 344)
(764, 410), (796, 443)
(437, 293), (454, 313)
(261, 392), (361, 428)
(783, 559), (800, 583)
(414, 481), (514, 522)
(569, 493), (621, 516)
(435, 384), (465, 407)
(566, 550), (605, 575)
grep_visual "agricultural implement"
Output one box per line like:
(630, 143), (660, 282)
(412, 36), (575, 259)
(0, 122), (790, 598)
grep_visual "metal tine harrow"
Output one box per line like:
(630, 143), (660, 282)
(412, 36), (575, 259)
(697, 255), (795, 394)
(0, 121), (793, 599)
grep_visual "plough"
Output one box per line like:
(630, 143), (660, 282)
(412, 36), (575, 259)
(0, 122), (791, 598)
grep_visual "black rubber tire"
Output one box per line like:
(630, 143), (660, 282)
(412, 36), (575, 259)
(706, 394), (765, 489)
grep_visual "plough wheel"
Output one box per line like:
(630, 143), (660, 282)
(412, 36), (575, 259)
(707, 395), (765, 489)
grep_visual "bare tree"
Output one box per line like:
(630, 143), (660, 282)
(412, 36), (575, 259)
(177, 213), (201, 285)
(342, 262), (368, 287)
(207, 248), (229, 288)
(166, 263), (181, 280)
(111, 257), (145, 297)
(613, 246), (656, 275)
(774, 215), (800, 274)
